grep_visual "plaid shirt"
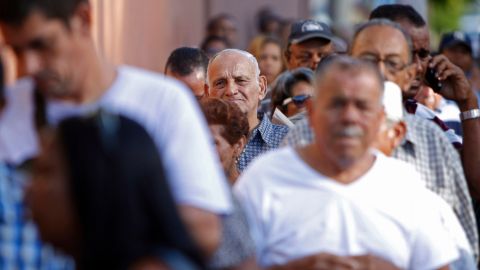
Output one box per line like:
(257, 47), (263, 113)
(282, 114), (479, 260)
(0, 163), (74, 270)
(238, 115), (289, 172)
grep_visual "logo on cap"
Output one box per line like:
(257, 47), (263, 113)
(301, 21), (323, 33)
(453, 31), (466, 41)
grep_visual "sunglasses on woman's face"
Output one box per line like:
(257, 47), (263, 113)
(282, 94), (312, 107)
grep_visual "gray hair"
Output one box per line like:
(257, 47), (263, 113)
(352, 18), (413, 63)
(314, 55), (384, 104)
(206, 49), (261, 86)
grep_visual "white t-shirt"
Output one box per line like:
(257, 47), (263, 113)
(234, 147), (459, 269)
(46, 66), (232, 214)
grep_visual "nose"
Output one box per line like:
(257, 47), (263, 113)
(340, 103), (361, 124)
(224, 80), (238, 96)
(18, 51), (42, 77)
(310, 54), (322, 71)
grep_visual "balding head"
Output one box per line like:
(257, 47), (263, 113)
(207, 49), (267, 129)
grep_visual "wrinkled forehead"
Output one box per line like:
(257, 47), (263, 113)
(352, 25), (409, 58)
(316, 67), (383, 102)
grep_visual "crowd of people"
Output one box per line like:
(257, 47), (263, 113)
(1, 0), (480, 269)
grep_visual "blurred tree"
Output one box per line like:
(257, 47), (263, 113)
(429, 0), (475, 33)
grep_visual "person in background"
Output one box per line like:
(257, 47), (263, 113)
(28, 112), (205, 270)
(201, 35), (229, 59)
(200, 98), (259, 270)
(257, 36), (285, 115)
(259, 37), (284, 86)
(370, 6), (480, 223)
(206, 14), (238, 48)
(165, 47), (209, 100)
(256, 7), (282, 37)
(270, 67), (314, 124)
(284, 19), (346, 71)
(439, 31), (480, 97)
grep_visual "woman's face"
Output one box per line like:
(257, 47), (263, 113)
(285, 80), (314, 117)
(209, 124), (236, 175)
(26, 130), (79, 253)
(259, 42), (283, 84)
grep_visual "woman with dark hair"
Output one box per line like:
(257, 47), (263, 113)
(27, 112), (204, 270)
(200, 98), (259, 270)
(270, 68), (314, 123)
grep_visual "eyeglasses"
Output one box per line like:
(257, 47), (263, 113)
(282, 94), (311, 107)
(358, 54), (409, 74)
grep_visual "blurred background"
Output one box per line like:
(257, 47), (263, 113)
(2, 0), (480, 82)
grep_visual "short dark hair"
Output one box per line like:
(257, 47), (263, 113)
(369, 4), (426, 27)
(200, 35), (229, 53)
(200, 98), (249, 145)
(270, 67), (314, 115)
(314, 55), (384, 101)
(206, 13), (235, 33)
(165, 47), (209, 76)
(0, 0), (88, 26)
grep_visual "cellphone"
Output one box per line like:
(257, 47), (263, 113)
(425, 66), (443, 92)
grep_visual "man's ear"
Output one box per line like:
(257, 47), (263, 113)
(391, 120), (407, 150)
(258, 75), (267, 101)
(70, 1), (93, 35)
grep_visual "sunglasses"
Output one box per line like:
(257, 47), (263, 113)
(282, 94), (311, 107)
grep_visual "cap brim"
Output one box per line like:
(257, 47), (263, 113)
(290, 33), (347, 53)
(290, 33), (334, 44)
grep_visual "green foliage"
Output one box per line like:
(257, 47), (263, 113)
(429, 0), (465, 34)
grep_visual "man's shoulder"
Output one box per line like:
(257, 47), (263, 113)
(372, 152), (422, 183)
(237, 147), (298, 185)
(404, 113), (450, 143)
(103, 65), (196, 111)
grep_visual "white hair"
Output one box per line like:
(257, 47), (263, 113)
(206, 48), (261, 86)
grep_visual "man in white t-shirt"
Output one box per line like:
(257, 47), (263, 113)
(0, 0), (231, 257)
(234, 56), (458, 270)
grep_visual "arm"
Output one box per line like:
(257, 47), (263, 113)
(431, 55), (480, 200)
(267, 253), (401, 270)
(179, 205), (221, 259)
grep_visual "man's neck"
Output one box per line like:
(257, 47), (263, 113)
(65, 46), (117, 105)
(248, 111), (261, 133)
(297, 144), (376, 184)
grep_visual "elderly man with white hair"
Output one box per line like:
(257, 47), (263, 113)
(207, 49), (289, 171)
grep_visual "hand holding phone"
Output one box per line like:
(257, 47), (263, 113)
(424, 66), (443, 93)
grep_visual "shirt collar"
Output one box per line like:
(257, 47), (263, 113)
(250, 114), (278, 147)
